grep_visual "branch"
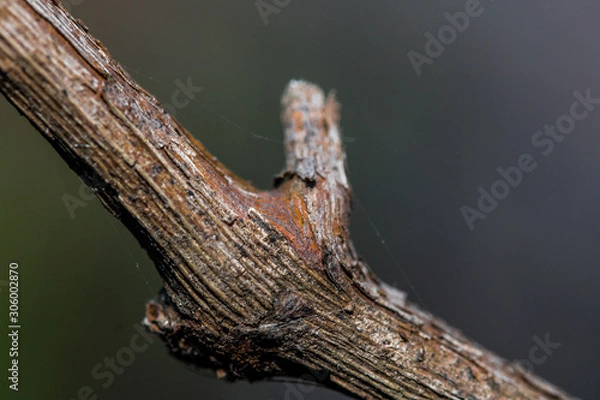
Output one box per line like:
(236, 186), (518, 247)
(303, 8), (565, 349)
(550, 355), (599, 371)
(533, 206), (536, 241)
(0, 1), (576, 399)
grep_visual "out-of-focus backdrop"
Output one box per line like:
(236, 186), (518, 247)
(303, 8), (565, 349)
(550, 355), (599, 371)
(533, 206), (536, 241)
(1, 1), (598, 399)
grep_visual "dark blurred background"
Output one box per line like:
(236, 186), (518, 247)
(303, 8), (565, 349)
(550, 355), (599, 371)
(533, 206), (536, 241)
(1, 1), (598, 399)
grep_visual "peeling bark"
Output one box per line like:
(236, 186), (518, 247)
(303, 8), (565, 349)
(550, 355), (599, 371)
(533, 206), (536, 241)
(0, 1), (577, 399)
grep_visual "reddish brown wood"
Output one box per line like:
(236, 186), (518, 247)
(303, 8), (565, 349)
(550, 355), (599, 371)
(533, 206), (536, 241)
(0, 1), (577, 399)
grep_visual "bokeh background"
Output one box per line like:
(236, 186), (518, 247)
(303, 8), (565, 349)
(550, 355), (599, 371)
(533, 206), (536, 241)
(1, 0), (599, 399)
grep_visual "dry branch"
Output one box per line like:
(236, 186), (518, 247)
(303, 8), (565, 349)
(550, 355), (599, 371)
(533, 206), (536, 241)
(0, 1), (577, 399)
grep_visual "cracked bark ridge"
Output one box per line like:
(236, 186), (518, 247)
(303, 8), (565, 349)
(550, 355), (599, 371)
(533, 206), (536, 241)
(0, 1), (577, 399)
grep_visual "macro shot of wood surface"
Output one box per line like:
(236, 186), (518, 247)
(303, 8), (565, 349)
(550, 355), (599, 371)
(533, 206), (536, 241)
(0, 1), (578, 398)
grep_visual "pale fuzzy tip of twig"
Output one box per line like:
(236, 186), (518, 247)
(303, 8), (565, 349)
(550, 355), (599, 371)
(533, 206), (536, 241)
(281, 79), (341, 128)
(281, 79), (325, 110)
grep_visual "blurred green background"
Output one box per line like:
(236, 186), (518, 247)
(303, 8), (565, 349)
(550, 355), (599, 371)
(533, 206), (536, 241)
(1, 1), (599, 399)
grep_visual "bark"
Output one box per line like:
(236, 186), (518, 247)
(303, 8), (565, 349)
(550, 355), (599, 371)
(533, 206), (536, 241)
(0, 1), (577, 399)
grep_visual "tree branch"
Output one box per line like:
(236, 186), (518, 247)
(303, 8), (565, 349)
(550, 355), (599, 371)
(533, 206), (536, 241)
(0, 1), (576, 399)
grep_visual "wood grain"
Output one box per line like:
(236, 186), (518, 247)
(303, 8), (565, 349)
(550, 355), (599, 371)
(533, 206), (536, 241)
(0, 1), (577, 398)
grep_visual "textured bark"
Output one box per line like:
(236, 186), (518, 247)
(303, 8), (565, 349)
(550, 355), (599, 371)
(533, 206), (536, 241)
(0, 1), (577, 399)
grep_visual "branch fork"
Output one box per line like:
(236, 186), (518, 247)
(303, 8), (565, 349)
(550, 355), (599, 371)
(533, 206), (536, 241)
(0, 1), (576, 398)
